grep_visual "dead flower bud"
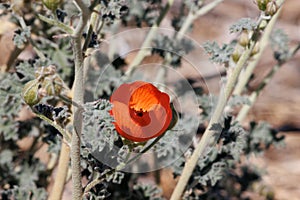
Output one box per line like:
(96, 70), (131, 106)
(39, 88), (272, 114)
(238, 31), (250, 47)
(265, 1), (278, 16)
(256, 0), (270, 11)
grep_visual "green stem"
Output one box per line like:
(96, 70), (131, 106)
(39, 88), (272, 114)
(35, 112), (71, 144)
(38, 14), (74, 34)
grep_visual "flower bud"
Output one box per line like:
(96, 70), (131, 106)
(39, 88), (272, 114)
(256, 0), (270, 11)
(232, 49), (241, 63)
(42, 0), (62, 11)
(238, 31), (250, 47)
(265, 1), (278, 16)
(22, 80), (42, 106)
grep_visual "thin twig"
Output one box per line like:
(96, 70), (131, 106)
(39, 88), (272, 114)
(176, 0), (224, 40)
(155, 0), (224, 87)
(236, 43), (300, 122)
(38, 14), (74, 34)
(124, 0), (175, 77)
(82, 3), (101, 53)
(34, 112), (71, 144)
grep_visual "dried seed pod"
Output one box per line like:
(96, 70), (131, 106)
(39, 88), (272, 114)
(41, 76), (63, 96)
(22, 79), (42, 106)
(265, 1), (278, 16)
(35, 65), (57, 80)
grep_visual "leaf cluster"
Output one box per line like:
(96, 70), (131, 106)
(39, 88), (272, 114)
(152, 34), (194, 67)
(122, 0), (162, 27)
(202, 41), (236, 64)
(13, 27), (31, 48)
(85, 52), (124, 99)
(270, 29), (290, 62)
(229, 18), (257, 33)
(172, 116), (284, 199)
(0, 57), (62, 199)
(100, 0), (129, 24)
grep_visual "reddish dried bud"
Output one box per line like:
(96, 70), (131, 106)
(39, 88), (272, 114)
(35, 65), (57, 79)
(265, 1), (278, 16)
(41, 76), (63, 96)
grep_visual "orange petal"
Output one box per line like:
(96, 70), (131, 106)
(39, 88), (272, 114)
(129, 83), (161, 112)
(110, 81), (148, 105)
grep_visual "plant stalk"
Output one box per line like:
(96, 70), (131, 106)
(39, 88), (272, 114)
(170, 41), (256, 200)
(71, 1), (91, 199)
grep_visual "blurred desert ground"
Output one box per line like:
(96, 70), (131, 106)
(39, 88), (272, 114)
(0, 0), (299, 199)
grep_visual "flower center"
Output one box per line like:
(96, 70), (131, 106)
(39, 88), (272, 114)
(129, 107), (151, 126)
(135, 109), (144, 117)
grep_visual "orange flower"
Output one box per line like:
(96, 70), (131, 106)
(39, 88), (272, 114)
(110, 81), (172, 142)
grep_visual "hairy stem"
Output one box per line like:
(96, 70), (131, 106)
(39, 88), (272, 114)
(170, 35), (258, 200)
(71, 1), (91, 199)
